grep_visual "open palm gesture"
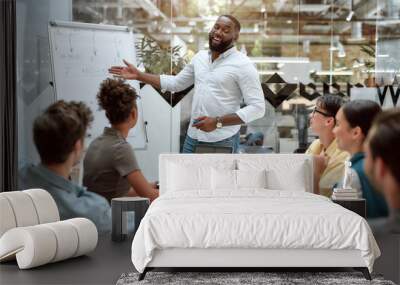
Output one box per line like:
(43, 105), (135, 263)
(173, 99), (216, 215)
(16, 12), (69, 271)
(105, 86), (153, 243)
(108, 59), (140, 80)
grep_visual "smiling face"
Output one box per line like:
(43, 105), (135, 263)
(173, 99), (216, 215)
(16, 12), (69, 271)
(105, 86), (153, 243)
(333, 108), (362, 152)
(208, 16), (239, 53)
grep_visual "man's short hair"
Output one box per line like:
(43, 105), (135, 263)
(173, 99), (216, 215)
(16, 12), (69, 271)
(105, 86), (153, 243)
(219, 14), (241, 31)
(33, 100), (93, 164)
(316, 94), (344, 117)
(369, 108), (400, 185)
(97, 78), (139, 125)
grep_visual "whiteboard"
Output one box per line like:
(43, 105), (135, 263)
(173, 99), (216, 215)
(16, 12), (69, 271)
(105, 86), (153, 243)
(48, 20), (147, 149)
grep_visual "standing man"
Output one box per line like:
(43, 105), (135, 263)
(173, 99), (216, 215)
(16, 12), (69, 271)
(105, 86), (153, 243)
(109, 15), (265, 153)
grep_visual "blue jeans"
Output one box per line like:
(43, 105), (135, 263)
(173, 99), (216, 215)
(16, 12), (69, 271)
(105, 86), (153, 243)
(182, 132), (240, 153)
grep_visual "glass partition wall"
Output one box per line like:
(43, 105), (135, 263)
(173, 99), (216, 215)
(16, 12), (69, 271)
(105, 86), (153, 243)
(17, 0), (400, 184)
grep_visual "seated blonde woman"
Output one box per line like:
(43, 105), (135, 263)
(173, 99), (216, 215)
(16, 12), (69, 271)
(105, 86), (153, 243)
(83, 78), (158, 203)
(306, 95), (349, 197)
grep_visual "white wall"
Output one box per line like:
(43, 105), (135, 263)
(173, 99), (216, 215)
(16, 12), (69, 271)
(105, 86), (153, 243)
(246, 101), (279, 151)
(376, 39), (400, 85)
(134, 85), (183, 182)
(351, 87), (400, 108)
(281, 61), (322, 84)
(17, 0), (72, 167)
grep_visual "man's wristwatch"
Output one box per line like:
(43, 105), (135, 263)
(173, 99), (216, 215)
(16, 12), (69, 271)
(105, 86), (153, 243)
(216, 117), (223, 129)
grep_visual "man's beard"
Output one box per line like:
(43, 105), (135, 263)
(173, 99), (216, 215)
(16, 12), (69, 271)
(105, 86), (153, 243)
(208, 33), (234, 53)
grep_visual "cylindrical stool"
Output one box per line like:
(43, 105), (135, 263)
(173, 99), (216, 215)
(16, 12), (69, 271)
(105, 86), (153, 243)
(111, 197), (149, 242)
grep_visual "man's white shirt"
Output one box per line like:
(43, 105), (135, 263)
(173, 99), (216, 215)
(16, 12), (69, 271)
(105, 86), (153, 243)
(160, 46), (265, 143)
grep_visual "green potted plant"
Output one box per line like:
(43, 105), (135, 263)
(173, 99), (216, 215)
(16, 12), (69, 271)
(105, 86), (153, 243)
(359, 44), (376, 87)
(136, 37), (187, 75)
(135, 37), (192, 107)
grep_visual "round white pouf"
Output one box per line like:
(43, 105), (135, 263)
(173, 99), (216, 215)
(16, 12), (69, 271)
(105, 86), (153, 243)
(67, 218), (98, 257)
(24, 189), (60, 223)
(0, 225), (57, 269)
(0, 196), (17, 237)
(43, 220), (79, 262)
(0, 218), (98, 269)
(1, 192), (39, 227)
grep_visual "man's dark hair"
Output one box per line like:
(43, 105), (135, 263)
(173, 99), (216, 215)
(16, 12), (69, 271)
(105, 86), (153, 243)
(342, 100), (381, 136)
(369, 108), (400, 185)
(219, 14), (241, 31)
(97, 78), (139, 125)
(316, 94), (344, 117)
(33, 100), (93, 164)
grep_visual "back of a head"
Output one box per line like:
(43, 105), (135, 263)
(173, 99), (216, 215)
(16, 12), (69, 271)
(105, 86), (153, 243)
(342, 100), (382, 137)
(33, 100), (93, 164)
(97, 78), (139, 125)
(369, 108), (400, 185)
(316, 94), (344, 117)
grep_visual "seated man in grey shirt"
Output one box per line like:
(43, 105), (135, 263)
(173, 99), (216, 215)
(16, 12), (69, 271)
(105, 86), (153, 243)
(19, 100), (112, 234)
(83, 78), (158, 203)
(364, 108), (400, 234)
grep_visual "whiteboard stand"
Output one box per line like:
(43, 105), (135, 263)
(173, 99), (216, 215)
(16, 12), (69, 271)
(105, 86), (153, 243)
(48, 20), (147, 150)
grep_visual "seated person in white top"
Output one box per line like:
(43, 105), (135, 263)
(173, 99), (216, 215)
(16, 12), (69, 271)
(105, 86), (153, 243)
(83, 78), (158, 203)
(109, 14), (265, 153)
(364, 108), (400, 234)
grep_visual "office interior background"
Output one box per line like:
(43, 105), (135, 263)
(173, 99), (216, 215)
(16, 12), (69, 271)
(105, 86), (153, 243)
(3, 0), (400, 187)
(0, 1), (400, 284)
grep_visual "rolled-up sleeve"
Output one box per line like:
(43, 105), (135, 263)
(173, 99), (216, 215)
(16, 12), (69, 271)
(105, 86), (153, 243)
(235, 63), (265, 123)
(160, 60), (195, 93)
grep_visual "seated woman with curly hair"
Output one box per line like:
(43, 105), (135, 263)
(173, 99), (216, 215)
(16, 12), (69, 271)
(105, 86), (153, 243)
(83, 78), (158, 203)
